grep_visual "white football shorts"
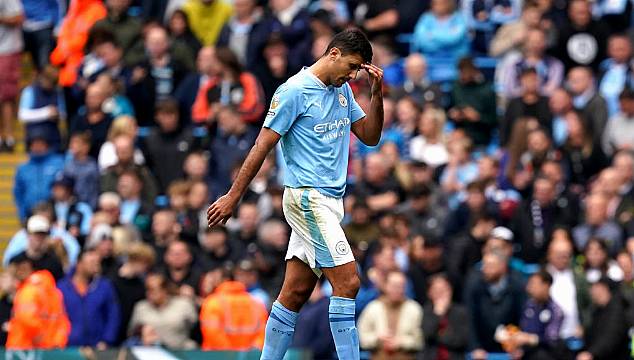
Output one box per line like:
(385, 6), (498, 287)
(282, 187), (355, 276)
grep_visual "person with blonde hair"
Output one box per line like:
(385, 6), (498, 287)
(409, 107), (449, 167)
(98, 115), (145, 171)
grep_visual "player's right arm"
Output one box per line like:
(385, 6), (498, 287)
(207, 84), (301, 227)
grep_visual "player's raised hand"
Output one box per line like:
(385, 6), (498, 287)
(362, 63), (383, 94)
(206, 193), (238, 227)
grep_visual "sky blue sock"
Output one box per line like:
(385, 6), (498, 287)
(329, 296), (360, 360)
(261, 300), (298, 360)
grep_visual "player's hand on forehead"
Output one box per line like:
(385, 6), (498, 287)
(361, 63), (383, 78)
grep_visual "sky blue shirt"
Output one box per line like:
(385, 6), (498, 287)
(264, 68), (366, 198)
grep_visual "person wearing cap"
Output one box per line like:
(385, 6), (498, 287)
(13, 134), (64, 222)
(577, 277), (629, 360)
(50, 174), (93, 240)
(483, 226), (527, 275)
(3, 202), (81, 269)
(5, 255), (70, 350)
(7, 215), (65, 280)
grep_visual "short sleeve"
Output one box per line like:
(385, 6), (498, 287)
(348, 86), (366, 123)
(263, 84), (302, 136)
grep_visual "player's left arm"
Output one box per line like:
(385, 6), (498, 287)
(352, 63), (384, 146)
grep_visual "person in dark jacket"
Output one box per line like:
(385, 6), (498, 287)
(57, 249), (121, 347)
(291, 282), (336, 359)
(141, 99), (196, 194)
(422, 273), (469, 360)
(464, 251), (526, 356)
(448, 57), (497, 146)
(69, 83), (115, 159)
(167, 10), (201, 64)
(216, 0), (270, 72)
(577, 277), (629, 360)
(90, 0), (144, 66)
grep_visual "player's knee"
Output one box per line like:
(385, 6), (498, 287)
(279, 285), (313, 311)
(332, 274), (360, 298)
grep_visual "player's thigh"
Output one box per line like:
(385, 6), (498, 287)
(278, 257), (319, 311)
(321, 261), (361, 299)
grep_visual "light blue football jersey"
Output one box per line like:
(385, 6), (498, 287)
(263, 67), (366, 198)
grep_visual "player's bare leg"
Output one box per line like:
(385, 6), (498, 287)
(322, 261), (361, 360)
(261, 257), (318, 360)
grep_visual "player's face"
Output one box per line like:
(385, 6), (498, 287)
(331, 51), (364, 87)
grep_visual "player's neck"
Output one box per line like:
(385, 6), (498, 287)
(309, 59), (331, 86)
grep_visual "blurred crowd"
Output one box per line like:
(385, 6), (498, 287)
(2, 0), (634, 359)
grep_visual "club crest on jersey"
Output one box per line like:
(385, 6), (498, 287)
(338, 93), (347, 107)
(270, 95), (280, 110)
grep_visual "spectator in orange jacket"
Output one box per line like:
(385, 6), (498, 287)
(6, 256), (70, 349)
(191, 47), (265, 124)
(200, 272), (268, 351)
(49, 0), (107, 87)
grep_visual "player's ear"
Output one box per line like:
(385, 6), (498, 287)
(329, 47), (341, 61)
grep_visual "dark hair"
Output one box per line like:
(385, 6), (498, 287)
(215, 47), (243, 76)
(70, 131), (92, 144)
(620, 87), (634, 100)
(520, 67), (538, 77)
(324, 28), (373, 63)
(155, 97), (179, 115)
(532, 269), (553, 286)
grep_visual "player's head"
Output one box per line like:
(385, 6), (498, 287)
(321, 29), (373, 87)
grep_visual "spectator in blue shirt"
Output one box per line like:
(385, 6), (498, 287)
(64, 131), (100, 209)
(21, 0), (61, 70)
(13, 132), (64, 222)
(58, 249), (121, 348)
(413, 0), (469, 83)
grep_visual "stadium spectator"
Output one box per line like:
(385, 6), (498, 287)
(49, 0), (107, 87)
(464, 251), (525, 355)
(549, 88), (574, 146)
(603, 88), (634, 155)
(553, 0), (609, 72)
(0, 0), (23, 153)
(49, 175), (93, 240)
(392, 53), (443, 108)
(463, 0), (520, 55)
(182, 0), (233, 46)
(501, 67), (552, 146)
(233, 258), (270, 307)
(168, 10), (202, 63)
(8, 215), (65, 280)
(409, 107), (449, 167)
(97, 115), (145, 171)
(109, 242), (156, 344)
(407, 233), (447, 304)
(199, 226), (245, 271)
(116, 169), (153, 233)
(440, 138), (479, 208)
(354, 152), (403, 214)
(371, 36), (404, 88)
(358, 270), (423, 359)
(57, 249), (121, 347)
(3, 203), (81, 269)
(181, 180), (209, 245)
(268, 0), (313, 72)
(18, 65), (64, 152)
(192, 48), (265, 125)
(449, 57), (497, 146)
(577, 277), (629, 360)
(128, 273), (198, 349)
(174, 47), (215, 125)
(217, 0), (269, 72)
(161, 240), (203, 298)
(567, 67), (609, 144)
(489, 2), (543, 58)
(253, 219), (288, 297)
(5, 255), (70, 350)
(85, 223), (119, 276)
(70, 83), (115, 158)
(412, 0), (469, 83)
(64, 131), (100, 209)
(443, 180), (491, 238)
(582, 237), (624, 283)
(91, 0), (145, 66)
(13, 134), (64, 222)
(126, 25), (190, 125)
(199, 268), (268, 350)
(149, 209), (182, 259)
(95, 73), (135, 118)
(101, 134), (159, 208)
(497, 28), (564, 99)
(573, 193), (623, 255)
(598, 34), (634, 116)
(142, 99), (196, 193)
(20, 0), (60, 70)
(422, 273), (469, 360)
